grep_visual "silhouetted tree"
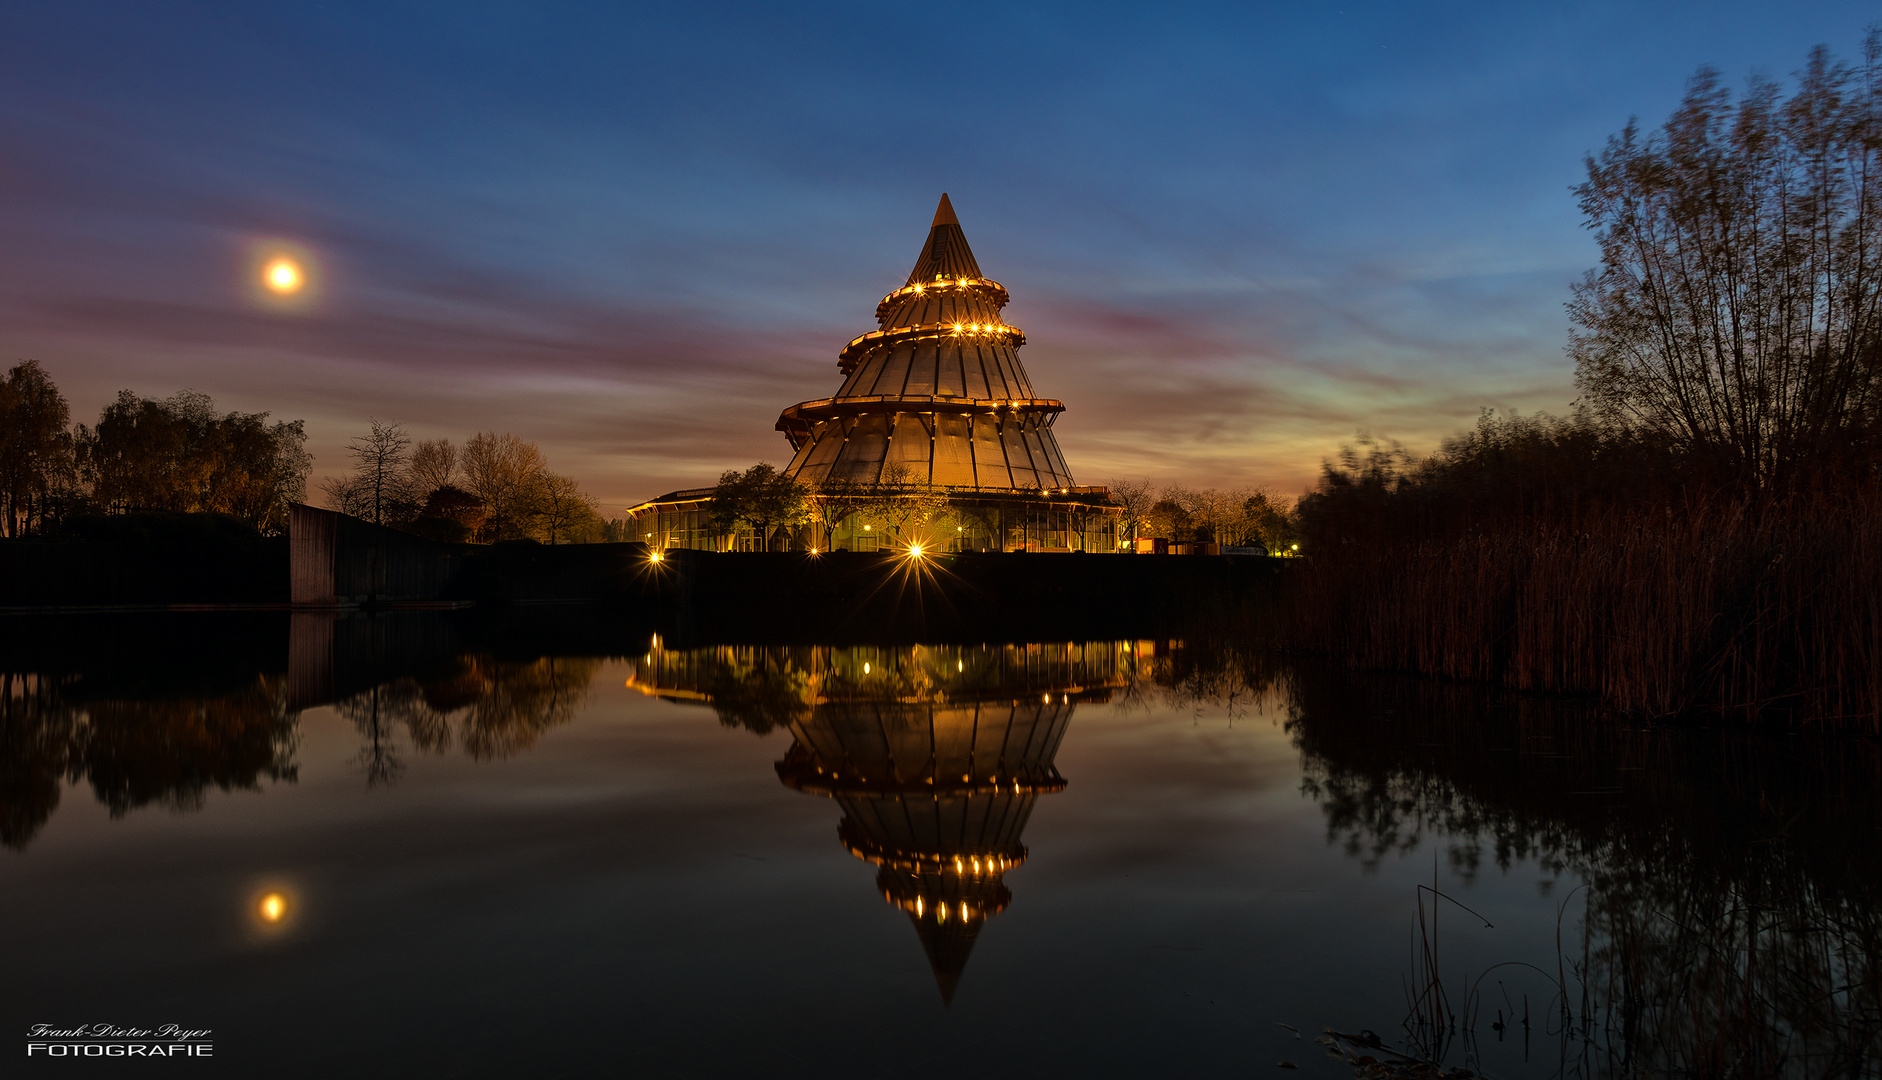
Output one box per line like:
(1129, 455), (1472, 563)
(462, 431), (546, 541)
(534, 471), (601, 544)
(79, 389), (310, 533)
(1146, 495), (1194, 542)
(1571, 33), (1882, 487)
(407, 484), (485, 543)
(321, 418), (417, 526)
(1237, 490), (1296, 553)
(408, 438), (458, 494)
(1106, 477), (1154, 550)
(708, 463), (812, 551)
(808, 474), (862, 550)
(0, 361), (75, 537)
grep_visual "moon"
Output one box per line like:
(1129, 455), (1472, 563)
(263, 258), (303, 295)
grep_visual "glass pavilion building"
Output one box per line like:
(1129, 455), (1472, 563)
(629, 196), (1119, 553)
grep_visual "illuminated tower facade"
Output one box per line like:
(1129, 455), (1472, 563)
(776, 194), (1076, 491)
(628, 196), (1120, 552)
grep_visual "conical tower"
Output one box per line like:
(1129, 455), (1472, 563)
(777, 195), (1076, 490)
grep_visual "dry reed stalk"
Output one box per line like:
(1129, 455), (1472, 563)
(1288, 487), (1882, 731)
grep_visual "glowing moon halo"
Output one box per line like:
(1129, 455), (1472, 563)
(263, 258), (303, 295)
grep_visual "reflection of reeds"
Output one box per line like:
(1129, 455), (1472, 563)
(1582, 856), (1882, 1078)
(1290, 488), (1882, 731)
(1375, 859), (1882, 1079)
(1286, 662), (1882, 1077)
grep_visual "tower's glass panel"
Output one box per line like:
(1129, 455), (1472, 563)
(835, 414), (889, 482)
(931, 414), (976, 487)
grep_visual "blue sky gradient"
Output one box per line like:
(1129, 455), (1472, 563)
(3, 1), (1876, 506)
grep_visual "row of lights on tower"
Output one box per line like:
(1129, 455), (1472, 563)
(883, 275), (998, 304)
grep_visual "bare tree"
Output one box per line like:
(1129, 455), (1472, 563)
(1185, 487), (1239, 545)
(463, 432), (546, 541)
(328, 419), (416, 525)
(533, 472), (600, 544)
(408, 438), (458, 496)
(808, 474), (861, 550)
(1107, 477), (1155, 550)
(1571, 33), (1882, 486)
(318, 474), (371, 520)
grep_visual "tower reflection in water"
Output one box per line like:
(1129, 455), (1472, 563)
(629, 640), (1144, 1000)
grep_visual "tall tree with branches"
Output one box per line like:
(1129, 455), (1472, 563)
(408, 438), (458, 495)
(0, 361), (74, 537)
(323, 419), (416, 525)
(462, 431), (546, 541)
(1570, 32), (1882, 486)
(807, 474), (861, 550)
(707, 463), (811, 551)
(533, 472), (601, 544)
(1107, 477), (1154, 550)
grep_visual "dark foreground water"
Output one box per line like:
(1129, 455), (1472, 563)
(3, 612), (1879, 1078)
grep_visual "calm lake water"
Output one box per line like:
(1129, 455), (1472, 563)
(3, 612), (1878, 1078)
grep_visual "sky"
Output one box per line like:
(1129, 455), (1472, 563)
(2, 2), (1876, 509)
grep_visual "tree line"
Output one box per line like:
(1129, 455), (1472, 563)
(319, 419), (615, 544)
(1105, 479), (1296, 552)
(0, 362), (615, 545)
(0, 361), (311, 537)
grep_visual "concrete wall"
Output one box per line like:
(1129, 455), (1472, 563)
(289, 504), (662, 607)
(290, 504), (468, 606)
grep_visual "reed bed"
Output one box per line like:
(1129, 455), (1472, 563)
(1289, 484), (1882, 732)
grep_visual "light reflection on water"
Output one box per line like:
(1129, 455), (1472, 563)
(631, 641), (1127, 1003)
(1, 614), (1878, 1078)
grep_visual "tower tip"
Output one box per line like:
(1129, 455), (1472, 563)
(932, 193), (958, 228)
(934, 969), (961, 1006)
